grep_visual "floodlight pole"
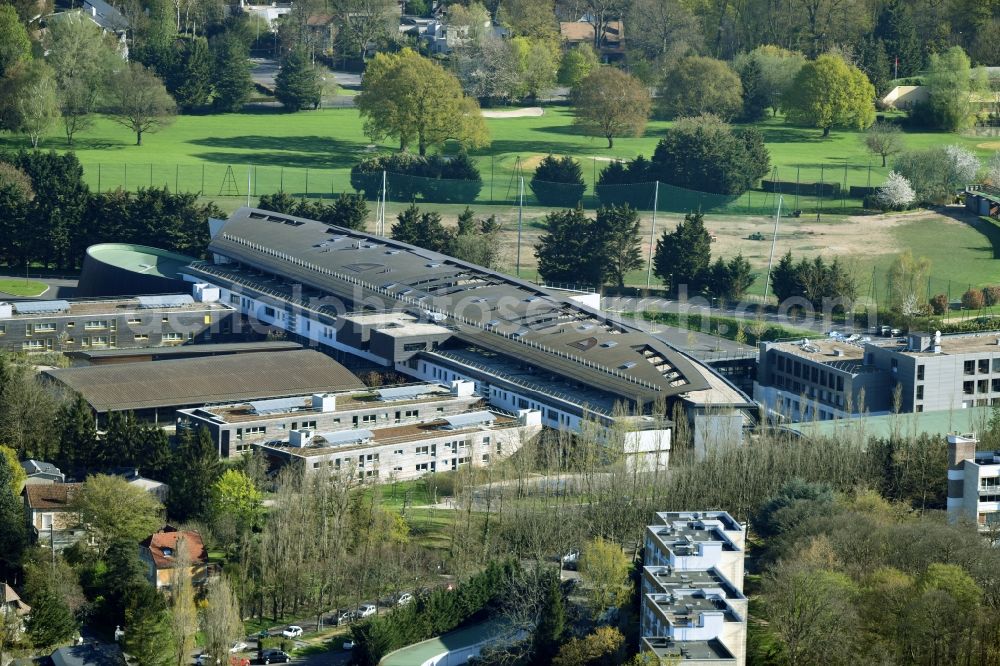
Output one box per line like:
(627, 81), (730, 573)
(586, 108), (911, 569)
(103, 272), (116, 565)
(762, 195), (783, 304)
(246, 166), (252, 207)
(516, 176), (524, 277)
(645, 181), (660, 289)
(377, 170), (387, 236)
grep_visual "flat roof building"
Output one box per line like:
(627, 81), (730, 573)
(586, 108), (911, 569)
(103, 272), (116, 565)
(182, 207), (753, 466)
(947, 432), (1000, 531)
(756, 330), (1000, 422)
(0, 294), (234, 354)
(641, 511), (746, 665)
(177, 380), (486, 458)
(43, 349), (365, 423)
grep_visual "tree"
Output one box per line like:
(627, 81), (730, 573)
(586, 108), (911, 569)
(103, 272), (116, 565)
(531, 570), (565, 664)
(451, 211), (503, 269)
(1, 61), (61, 149)
(0, 448), (26, 568)
(856, 36), (892, 97)
(168, 427), (222, 521)
(330, 0), (396, 62)
(535, 208), (603, 286)
(211, 33), (252, 112)
(552, 626), (624, 666)
(571, 68), (650, 149)
(170, 37), (213, 112)
(874, 0), (922, 77)
(653, 211), (713, 293)
(650, 115), (770, 195)
(328, 192), (368, 230)
(754, 479), (834, 539)
(169, 535), (198, 666)
(123, 583), (175, 666)
(706, 253), (756, 303)
(529, 155), (585, 207)
(201, 575), (243, 666)
(929, 294), (949, 316)
(356, 49), (489, 155)
(658, 56), (743, 120)
(75, 474), (163, 556)
(865, 121), (903, 167)
(45, 12), (117, 144)
(498, 0), (558, 39)
(25, 586), (76, 650)
(894, 145), (980, 204)
(0, 5), (30, 79)
(733, 46), (807, 117)
(106, 61), (177, 145)
(104, 410), (143, 467)
(625, 0), (702, 65)
(873, 171), (916, 211)
(783, 53), (876, 136)
(275, 46), (321, 111)
(455, 36), (522, 106)
(512, 37), (560, 101)
(211, 469), (263, 531)
(557, 43), (598, 88)
(920, 46), (987, 131)
(0, 446), (25, 496)
(390, 204), (453, 253)
(738, 57), (769, 122)
(578, 537), (631, 616)
(595, 204), (642, 287)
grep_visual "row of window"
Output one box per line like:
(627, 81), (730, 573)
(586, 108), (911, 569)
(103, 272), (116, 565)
(961, 379), (1000, 395)
(773, 356), (846, 391)
(964, 359), (1000, 375)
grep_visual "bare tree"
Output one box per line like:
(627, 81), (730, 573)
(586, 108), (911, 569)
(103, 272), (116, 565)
(201, 575), (243, 664)
(865, 120), (904, 167)
(169, 537), (198, 666)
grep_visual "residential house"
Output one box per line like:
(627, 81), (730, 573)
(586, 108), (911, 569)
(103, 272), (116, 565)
(559, 18), (624, 61)
(139, 527), (211, 591)
(1, 583), (30, 636)
(23, 483), (85, 550)
(20, 459), (65, 485)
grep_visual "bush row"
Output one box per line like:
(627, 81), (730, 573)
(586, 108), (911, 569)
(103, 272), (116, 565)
(350, 153), (483, 203)
(350, 560), (516, 666)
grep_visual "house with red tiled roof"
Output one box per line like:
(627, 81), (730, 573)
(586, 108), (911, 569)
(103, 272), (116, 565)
(1, 582), (30, 637)
(22, 483), (86, 550)
(139, 527), (211, 591)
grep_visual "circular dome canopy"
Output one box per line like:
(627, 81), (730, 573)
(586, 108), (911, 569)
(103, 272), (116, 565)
(77, 243), (197, 297)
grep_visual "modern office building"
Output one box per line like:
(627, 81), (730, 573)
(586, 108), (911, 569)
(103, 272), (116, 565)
(640, 511), (747, 665)
(178, 380), (487, 458)
(180, 207), (754, 467)
(756, 330), (1000, 422)
(0, 293), (234, 354)
(947, 432), (1000, 530)
(253, 407), (543, 482)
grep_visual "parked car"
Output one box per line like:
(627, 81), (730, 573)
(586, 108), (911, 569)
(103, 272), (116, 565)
(343, 639), (356, 650)
(396, 593), (413, 606)
(194, 655), (216, 666)
(229, 640), (248, 653)
(337, 610), (357, 625)
(281, 625), (303, 639)
(262, 649), (291, 664)
(358, 604), (377, 618)
(561, 550), (580, 570)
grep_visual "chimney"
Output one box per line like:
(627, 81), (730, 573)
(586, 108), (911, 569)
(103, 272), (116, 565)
(948, 433), (977, 470)
(947, 432), (977, 524)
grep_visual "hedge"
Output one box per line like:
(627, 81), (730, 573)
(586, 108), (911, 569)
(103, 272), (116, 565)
(350, 153), (483, 203)
(761, 180), (842, 197)
(351, 560), (517, 666)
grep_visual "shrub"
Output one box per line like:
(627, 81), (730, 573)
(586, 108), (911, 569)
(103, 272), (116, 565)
(872, 171), (916, 211)
(984, 286), (1000, 307)
(350, 153), (482, 203)
(929, 293), (949, 315)
(529, 155), (586, 207)
(595, 156), (654, 208)
(962, 288), (984, 311)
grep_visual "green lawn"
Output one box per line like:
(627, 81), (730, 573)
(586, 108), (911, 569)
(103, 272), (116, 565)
(0, 278), (48, 297)
(0, 107), (988, 206)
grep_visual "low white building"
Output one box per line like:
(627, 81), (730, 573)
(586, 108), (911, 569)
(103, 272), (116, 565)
(640, 511), (747, 666)
(947, 433), (1000, 530)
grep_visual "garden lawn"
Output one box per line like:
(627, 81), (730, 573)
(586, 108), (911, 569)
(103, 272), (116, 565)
(0, 107), (989, 202)
(0, 278), (48, 297)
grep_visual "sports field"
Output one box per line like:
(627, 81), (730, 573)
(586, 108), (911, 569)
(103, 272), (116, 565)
(0, 278), (48, 297)
(1, 106), (996, 295)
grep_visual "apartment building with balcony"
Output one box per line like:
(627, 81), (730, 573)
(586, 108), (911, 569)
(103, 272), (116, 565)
(640, 511), (747, 665)
(947, 432), (1000, 530)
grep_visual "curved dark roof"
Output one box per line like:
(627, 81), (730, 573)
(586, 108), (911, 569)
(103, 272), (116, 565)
(202, 207), (713, 402)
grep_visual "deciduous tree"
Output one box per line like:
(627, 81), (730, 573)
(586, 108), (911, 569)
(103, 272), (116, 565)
(658, 56), (743, 120)
(873, 171), (915, 211)
(169, 535), (198, 666)
(0, 448), (26, 569)
(919, 46), (987, 131)
(106, 61), (176, 146)
(0, 5), (30, 78)
(201, 575), (243, 666)
(784, 53), (875, 136)
(356, 49), (489, 155)
(865, 121), (904, 167)
(578, 537), (631, 617)
(572, 67), (650, 148)
(75, 474), (163, 556)
(557, 43), (598, 88)
(211, 469), (264, 531)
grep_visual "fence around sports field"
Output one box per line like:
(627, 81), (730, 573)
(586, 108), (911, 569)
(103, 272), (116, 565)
(81, 160), (887, 218)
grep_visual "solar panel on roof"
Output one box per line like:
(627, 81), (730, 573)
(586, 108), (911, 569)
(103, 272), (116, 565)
(443, 411), (495, 430)
(377, 385), (437, 401)
(249, 396), (308, 415)
(315, 429), (373, 446)
(12, 300), (71, 314)
(136, 295), (195, 309)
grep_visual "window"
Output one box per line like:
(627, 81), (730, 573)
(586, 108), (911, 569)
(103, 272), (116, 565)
(965, 381), (976, 395)
(916, 385), (924, 399)
(34, 323), (56, 333)
(393, 449), (404, 455)
(416, 446), (429, 455)
(163, 333), (183, 342)
(965, 360), (975, 375)
(127, 317), (141, 324)
(980, 359), (991, 374)
(84, 320), (107, 330)
(917, 365), (925, 380)
(230, 294), (240, 305)
(22, 340), (44, 350)
(264, 306), (276, 317)
(994, 379), (1000, 393)
(134, 334), (148, 341)
(244, 426), (266, 436)
(980, 380), (990, 394)
(403, 342), (426, 352)
(416, 463), (429, 471)
(91, 336), (109, 347)
(361, 414), (377, 424)
(302, 420), (316, 429)
(404, 409), (418, 418)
